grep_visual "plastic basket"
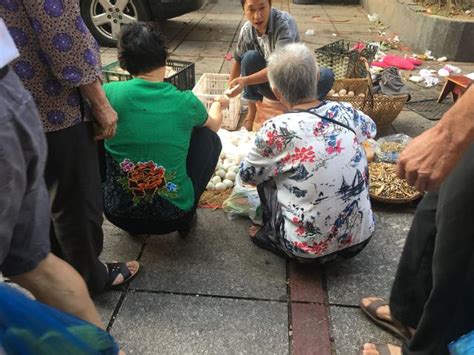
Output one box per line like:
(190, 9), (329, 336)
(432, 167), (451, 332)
(315, 40), (377, 80)
(192, 73), (241, 131)
(102, 60), (195, 91)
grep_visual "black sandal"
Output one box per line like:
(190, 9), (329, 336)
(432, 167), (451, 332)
(105, 262), (139, 289)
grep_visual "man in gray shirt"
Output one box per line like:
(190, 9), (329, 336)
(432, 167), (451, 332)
(0, 20), (104, 329)
(227, 0), (334, 130)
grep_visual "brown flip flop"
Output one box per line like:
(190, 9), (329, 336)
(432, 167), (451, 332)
(359, 298), (412, 342)
(359, 343), (392, 355)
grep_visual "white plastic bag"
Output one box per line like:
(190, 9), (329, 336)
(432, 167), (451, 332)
(223, 175), (262, 225)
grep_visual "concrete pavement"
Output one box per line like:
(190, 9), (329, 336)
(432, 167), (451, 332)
(96, 1), (474, 354)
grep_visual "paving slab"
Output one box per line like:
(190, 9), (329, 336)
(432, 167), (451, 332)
(330, 306), (401, 355)
(392, 110), (437, 138)
(185, 29), (235, 42)
(173, 40), (233, 57)
(324, 211), (413, 306)
(111, 292), (289, 354)
(93, 290), (122, 327)
(130, 209), (288, 300)
(101, 219), (146, 263)
(194, 56), (228, 75)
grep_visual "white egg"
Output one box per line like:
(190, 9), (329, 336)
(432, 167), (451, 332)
(216, 169), (226, 178)
(215, 162), (222, 171)
(332, 93), (339, 97)
(348, 91), (355, 97)
(211, 176), (222, 184)
(339, 89), (347, 96)
(328, 89), (335, 96)
(206, 182), (215, 190)
(358, 93), (366, 98)
(220, 153), (226, 160)
(215, 182), (227, 191)
(223, 179), (234, 188)
(225, 171), (236, 181)
(222, 162), (231, 171)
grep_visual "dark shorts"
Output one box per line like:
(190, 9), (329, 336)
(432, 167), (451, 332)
(0, 67), (51, 277)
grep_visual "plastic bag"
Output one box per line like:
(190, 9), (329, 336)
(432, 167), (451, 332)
(449, 330), (474, 354)
(0, 284), (119, 355)
(223, 175), (262, 225)
(375, 134), (411, 163)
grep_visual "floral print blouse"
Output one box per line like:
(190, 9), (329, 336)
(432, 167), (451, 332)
(1, 0), (102, 132)
(240, 101), (377, 259)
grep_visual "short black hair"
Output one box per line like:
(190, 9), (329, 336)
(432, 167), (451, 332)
(240, 0), (271, 7)
(118, 22), (168, 76)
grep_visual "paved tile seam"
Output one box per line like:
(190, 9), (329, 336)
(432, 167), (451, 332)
(128, 287), (290, 303)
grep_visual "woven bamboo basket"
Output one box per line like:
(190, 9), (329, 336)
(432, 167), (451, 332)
(327, 61), (409, 129)
(370, 192), (422, 204)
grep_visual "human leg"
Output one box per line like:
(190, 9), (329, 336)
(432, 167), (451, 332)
(10, 253), (104, 329)
(240, 50), (275, 130)
(398, 144), (474, 354)
(0, 69), (104, 329)
(176, 127), (222, 236)
(186, 126), (222, 204)
(317, 67), (335, 100)
(44, 122), (108, 294)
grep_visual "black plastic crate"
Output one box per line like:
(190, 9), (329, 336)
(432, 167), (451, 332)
(315, 40), (377, 80)
(102, 59), (195, 91)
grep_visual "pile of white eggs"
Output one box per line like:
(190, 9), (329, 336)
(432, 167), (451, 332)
(206, 155), (240, 191)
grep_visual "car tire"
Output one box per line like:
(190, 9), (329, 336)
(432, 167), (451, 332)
(80, 0), (151, 47)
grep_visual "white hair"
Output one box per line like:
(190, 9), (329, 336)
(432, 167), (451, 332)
(267, 43), (320, 105)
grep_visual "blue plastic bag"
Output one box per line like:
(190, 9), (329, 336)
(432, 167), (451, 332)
(449, 330), (474, 354)
(0, 283), (119, 355)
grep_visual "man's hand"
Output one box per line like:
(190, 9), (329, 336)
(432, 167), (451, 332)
(90, 103), (117, 140)
(396, 125), (464, 192)
(226, 76), (247, 97)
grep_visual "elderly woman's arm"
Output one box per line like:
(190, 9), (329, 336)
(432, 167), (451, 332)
(340, 103), (377, 142)
(240, 126), (278, 186)
(203, 95), (229, 132)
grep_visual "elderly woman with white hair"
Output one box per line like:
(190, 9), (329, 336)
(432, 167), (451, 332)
(240, 43), (377, 262)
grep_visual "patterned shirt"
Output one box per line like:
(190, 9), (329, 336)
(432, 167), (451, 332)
(240, 101), (377, 259)
(234, 8), (299, 63)
(0, 0), (102, 132)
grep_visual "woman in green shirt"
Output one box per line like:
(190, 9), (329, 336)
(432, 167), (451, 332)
(102, 22), (226, 237)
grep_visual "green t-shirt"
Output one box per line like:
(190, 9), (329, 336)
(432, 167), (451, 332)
(103, 79), (208, 211)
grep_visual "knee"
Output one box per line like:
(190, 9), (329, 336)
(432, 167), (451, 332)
(192, 127), (222, 152)
(241, 50), (266, 74)
(319, 67), (335, 86)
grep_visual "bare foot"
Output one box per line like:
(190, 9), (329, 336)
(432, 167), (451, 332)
(360, 297), (416, 337)
(109, 261), (140, 286)
(249, 225), (260, 238)
(361, 343), (401, 355)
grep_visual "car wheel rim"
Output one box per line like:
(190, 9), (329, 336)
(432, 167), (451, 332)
(90, 0), (138, 41)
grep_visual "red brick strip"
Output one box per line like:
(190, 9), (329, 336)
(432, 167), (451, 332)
(289, 262), (332, 355)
